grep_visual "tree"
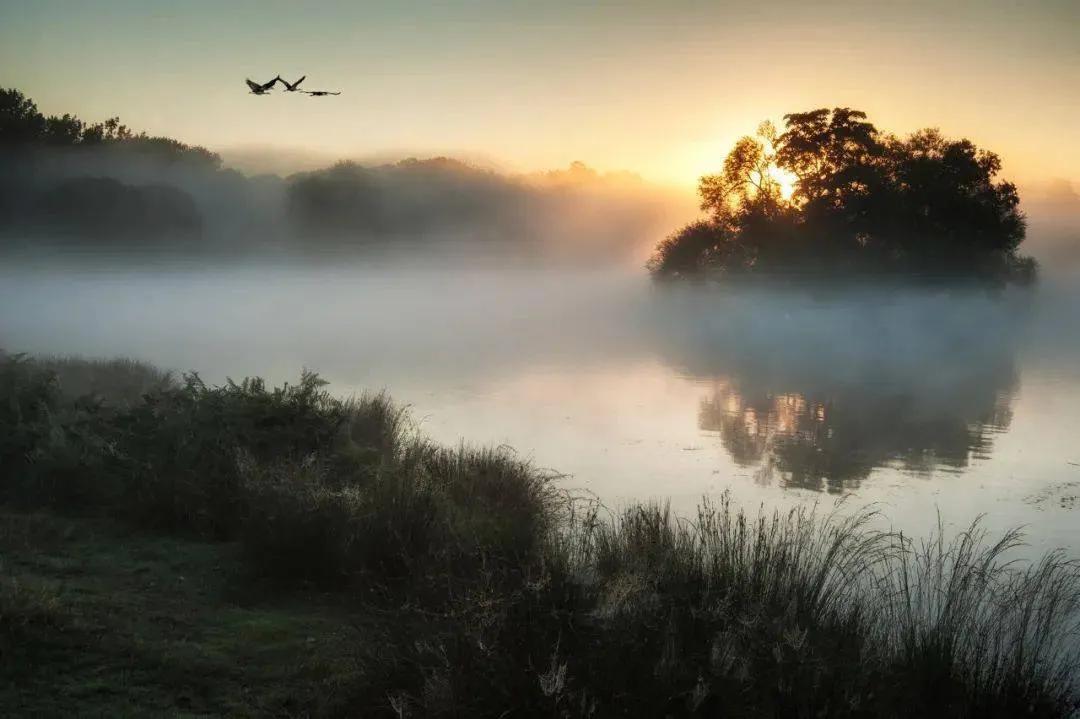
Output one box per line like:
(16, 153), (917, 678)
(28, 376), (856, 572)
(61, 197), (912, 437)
(649, 107), (1034, 283)
(699, 122), (784, 226)
(885, 129), (1024, 269)
(0, 88), (46, 145)
(776, 108), (883, 207)
(646, 220), (728, 278)
(0, 87), (221, 166)
(80, 117), (133, 145)
(42, 113), (84, 146)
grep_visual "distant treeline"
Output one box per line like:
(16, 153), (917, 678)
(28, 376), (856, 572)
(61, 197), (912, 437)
(0, 89), (221, 240)
(649, 109), (1036, 283)
(0, 88), (682, 259)
(285, 158), (678, 259)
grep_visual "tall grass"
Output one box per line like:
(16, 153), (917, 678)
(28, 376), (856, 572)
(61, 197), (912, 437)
(873, 520), (1080, 715)
(536, 500), (1080, 717)
(2, 351), (1079, 716)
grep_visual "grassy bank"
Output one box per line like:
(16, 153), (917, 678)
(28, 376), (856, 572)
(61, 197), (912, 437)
(2, 351), (1079, 717)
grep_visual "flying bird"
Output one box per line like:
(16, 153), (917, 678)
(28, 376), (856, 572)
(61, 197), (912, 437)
(304, 90), (341, 97)
(245, 76), (281, 95)
(280, 75), (306, 92)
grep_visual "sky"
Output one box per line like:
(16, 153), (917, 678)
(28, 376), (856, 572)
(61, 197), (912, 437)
(1, 0), (1078, 187)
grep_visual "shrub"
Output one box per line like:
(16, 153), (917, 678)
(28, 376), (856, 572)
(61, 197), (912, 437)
(238, 456), (368, 587)
(117, 370), (347, 537)
(423, 445), (560, 578)
(33, 355), (173, 405)
(0, 353), (123, 508)
(0, 353), (59, 490)
(239, 436), (560, 593)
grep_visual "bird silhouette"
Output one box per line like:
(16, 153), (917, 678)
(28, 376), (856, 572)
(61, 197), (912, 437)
(304, 90), (341, 97)
(281, 75), (307, 92)
(245, 76), (281, 95)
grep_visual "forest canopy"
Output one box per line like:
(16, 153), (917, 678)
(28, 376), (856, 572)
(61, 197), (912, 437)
(648, 109), (1035, 283)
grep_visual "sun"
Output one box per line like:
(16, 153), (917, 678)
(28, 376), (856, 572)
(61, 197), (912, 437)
(770, 165), (798, 201)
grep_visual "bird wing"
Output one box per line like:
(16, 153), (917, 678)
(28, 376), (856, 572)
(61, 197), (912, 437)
(293, 75), (306, 89)
(246, 79), (261, 92)
(260, 77), (280, 90)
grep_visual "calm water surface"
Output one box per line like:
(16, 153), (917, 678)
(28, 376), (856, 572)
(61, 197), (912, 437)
(3, 257), (1079, 552)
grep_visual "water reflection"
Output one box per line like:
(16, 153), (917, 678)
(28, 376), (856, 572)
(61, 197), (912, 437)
(698, 369), (1016, 492)
(655, 287), (1023, 492)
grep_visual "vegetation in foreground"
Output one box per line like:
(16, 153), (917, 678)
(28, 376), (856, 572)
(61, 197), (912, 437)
(649, 108), (1037, 284)
(3, 351), (1080, 717)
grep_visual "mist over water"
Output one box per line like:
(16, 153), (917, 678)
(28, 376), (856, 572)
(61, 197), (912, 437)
(3, 239), (1080, 554)
(4, 140), (1080, 551)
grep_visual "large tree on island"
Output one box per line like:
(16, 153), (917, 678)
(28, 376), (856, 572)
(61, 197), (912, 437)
(649, 108), (1034, 283)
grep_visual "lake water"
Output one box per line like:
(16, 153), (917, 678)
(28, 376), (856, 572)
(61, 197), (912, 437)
(3, 255), (1080, 553)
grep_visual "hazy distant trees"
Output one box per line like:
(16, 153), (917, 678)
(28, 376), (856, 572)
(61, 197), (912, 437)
(284, 157), (678, 260)
(38, 178), (201, 239)
(1, 86), (681, 259)
(649, 108), (1035, 283)
(0, 88), (217, 242)
(286, 158), (520, 239)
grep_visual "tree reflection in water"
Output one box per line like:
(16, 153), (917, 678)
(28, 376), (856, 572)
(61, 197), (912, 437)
(655, 286), (1023, 492)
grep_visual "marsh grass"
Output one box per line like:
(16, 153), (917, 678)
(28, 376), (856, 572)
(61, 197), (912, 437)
(2, 351), (1079, 716)
(872, 521), (1080, 715)
(563, 501), (1080, 717)
(396, 500), (1080, 717)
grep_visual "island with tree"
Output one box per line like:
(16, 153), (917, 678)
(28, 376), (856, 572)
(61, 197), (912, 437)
(648, 108), (1036, 284)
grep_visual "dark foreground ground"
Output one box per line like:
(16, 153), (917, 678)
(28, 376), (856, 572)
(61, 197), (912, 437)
(1, 509), (386, 716)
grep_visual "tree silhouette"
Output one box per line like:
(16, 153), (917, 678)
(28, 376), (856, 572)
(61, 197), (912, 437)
(0, 87), (219, 167)
(0, 89), (46, 146)
(650, 107), (1035, 283)
(0, 87), (223, 241)
(700, 122), (785, 222)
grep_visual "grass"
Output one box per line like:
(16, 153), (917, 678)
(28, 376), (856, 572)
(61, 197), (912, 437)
(2, 351), (1079, 717)
(0, 510), (394, 717)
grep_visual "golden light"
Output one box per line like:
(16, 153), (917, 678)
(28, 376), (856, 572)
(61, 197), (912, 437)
(771, 166), (798, 200)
